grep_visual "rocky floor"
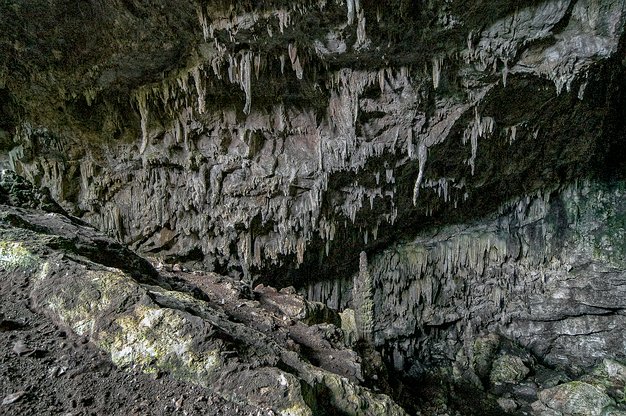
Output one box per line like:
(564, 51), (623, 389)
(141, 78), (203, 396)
(0, 270), (258, 416)
(0, 173), (404, 416)
(0, 251), (495, 416)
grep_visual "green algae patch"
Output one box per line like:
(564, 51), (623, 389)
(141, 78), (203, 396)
(101, 304), (222, 386)
(0, 241), (38, 270)
(39, 268), (138, 338)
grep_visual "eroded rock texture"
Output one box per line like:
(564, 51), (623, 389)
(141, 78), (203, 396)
(313, 181), (626, 372)
(1, 0), (624, 278)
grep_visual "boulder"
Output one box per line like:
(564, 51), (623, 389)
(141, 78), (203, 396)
(490, 354), (531, 385)
(535, 381), (615, 416)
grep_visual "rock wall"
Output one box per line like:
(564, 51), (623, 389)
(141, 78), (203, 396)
(0, 171), (407, 416)
(309, 180), (626, 377)
(2, 0), (625, 284)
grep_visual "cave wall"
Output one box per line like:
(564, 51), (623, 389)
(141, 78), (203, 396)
(1, 0), (626, 382)
(3, 0), (625, 282)
(310, 180), (626, 377)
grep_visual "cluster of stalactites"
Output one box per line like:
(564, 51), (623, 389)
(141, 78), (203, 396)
(130, 0), (345, 151)
(129, 0), (380, 157)
(462, 109), (494, 175)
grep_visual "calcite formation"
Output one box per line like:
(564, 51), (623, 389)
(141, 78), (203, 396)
(310, 181), (626, 374)
(2, 0), (624, 279)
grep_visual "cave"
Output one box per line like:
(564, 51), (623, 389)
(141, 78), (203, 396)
(1, 1), (626, 415)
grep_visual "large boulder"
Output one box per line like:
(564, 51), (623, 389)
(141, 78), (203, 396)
(533, 382), (615, 416)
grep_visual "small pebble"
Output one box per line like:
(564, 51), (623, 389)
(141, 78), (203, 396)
(12, 340), (33, 356)
(2, 391), (26, 405)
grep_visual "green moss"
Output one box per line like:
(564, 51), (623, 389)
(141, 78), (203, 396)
(44, 269), (136, 337)
(0, 240), (38, 269)
(489, 355), (529, 385)
(471, 334), (500, 378)
(100, 304), (222, 386)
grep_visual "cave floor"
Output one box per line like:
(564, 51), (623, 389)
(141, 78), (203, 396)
(0, 266), (261, 416)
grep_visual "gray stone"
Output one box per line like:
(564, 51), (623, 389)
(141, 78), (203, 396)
(596, 359), (626, 384)
(496, 397), (518, 413)
(0, 197), (407, 416)
(490, 355), (530, 385)
(1, 1), (626, 413)
(472, 334), (501, 379)
(537, 382), (615, 416)
(330, 181), (626, 375)
(603, 408), (626, 416)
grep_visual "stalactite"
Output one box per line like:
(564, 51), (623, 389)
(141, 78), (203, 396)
(578, 78), (588, 100)
(134, 89), (150, 154)
(79, 159), (94, 192)
(407, 128), (414, 158)
(228, 54), (235, 84)
(254, 54), (262, 80)
(288, 43), (303, 80)
(276, 9), (290, 33)
(501, 58), (509, 87)
(196, 5), (210, 40)
(509, 125), (517, 144)
(8, 145), (24, 172)
(355, 9), (368, 49)
(317, 130), (324, 171)
(192, 67), (206, 114)
(432, 56), (443, 89)
(463, 109), (494, 175)
(386, 169), (395, 184)
(346, 0), (356, 25)
(424, 178), (453, 203)
(241, 52), (252, 114)
(412, 143), (428, 205)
